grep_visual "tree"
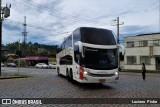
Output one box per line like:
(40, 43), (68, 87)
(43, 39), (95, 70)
(4, 41), (57, 57)
(27, 43), (37, 56)
(6, 41), (19, 54)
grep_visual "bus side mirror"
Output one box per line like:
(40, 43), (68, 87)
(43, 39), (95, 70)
(74, 41), (85, 58)
(74, 41), (82, 52)
(74, 42), (79, 46)
(118, 44), (125, 55)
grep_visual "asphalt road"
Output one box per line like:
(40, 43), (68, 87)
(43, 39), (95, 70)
(0, 67), (160, 107)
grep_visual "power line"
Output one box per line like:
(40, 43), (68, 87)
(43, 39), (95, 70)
(13, 1), (96, 25)
(13, 0), (113, 26)
(5, 19), (71, 34)
(22, 0), (100, 24)
(7, 18), (158, 42)
(30, 32), (70, 39)
(4, 19), (72, 42)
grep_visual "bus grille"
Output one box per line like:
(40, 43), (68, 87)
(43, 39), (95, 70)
(87, 73), (115, 77)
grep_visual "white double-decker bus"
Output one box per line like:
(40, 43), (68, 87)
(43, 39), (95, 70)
(56, 27), (119, 83)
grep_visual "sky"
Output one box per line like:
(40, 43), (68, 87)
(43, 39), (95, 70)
(2, 0), (160, 45)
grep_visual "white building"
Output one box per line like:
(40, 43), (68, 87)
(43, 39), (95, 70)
(124, 33), (160, 71)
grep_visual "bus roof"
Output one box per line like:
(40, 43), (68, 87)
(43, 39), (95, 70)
(73, 27), (116, 45)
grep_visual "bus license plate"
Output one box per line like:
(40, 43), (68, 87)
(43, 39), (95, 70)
(99, 79), (106, 83)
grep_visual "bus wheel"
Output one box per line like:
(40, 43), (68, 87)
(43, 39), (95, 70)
(66, 70), (70, 81)
(57, 68), (60, 76)
(70, 70), (75, 83)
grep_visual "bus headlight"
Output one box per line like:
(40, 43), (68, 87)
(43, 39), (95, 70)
(83, 68), (90, 75)
(84, 71), (88, 75)
(115, 72), (118, 75)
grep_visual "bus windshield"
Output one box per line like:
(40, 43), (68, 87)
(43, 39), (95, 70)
(80, 47), (118, 70)
(80, 28), (116, 45)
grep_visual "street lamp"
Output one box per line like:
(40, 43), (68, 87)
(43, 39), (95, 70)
(112, 17), (124, 71)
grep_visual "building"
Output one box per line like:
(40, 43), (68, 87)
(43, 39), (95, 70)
(124, 33), (160, 71)
(7, 54), (18, 62)
(26, 56), (48, 66)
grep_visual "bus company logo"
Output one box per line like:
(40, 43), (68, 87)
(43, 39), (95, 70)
(2, 99), (11, 104)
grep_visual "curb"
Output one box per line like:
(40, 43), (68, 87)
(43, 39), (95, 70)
(120, 69), (160, 74)
(0, 76), (28, 79)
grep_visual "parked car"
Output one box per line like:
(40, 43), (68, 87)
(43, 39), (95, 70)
(48, 63), (56, 69)
(35, 63), (48, 69)
(7, 63), (16, 67)
(1, 63), (5, 67)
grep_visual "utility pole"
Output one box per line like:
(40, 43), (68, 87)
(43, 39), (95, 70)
(22, 16), (27, 57)
(159, 0), (160, 33)
(117, 17), (120, 47)
(112, 17), (124, 71)
(18, 39), (20, 74)
(0, 0), (2, 76)
(117, 17), (120, 71)
(0, 0), (11, 76)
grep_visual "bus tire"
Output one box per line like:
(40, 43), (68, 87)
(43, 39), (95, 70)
(70, 69), (75, 83)
(57, 68), (60, 76)
(66, 69), (70, 81)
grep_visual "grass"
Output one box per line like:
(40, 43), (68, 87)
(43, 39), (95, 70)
(0, 73), (32, 78)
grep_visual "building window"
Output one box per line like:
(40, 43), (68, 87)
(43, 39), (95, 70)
(139, 41), (148, 47)
(153, 40), (160, 46)
(127, 56), (137, 65)
(127, 42), (134, 47)
(140, 56), (151, 65)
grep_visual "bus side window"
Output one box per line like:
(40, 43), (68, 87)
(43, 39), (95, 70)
(74, 45), (80, 64)
(66, 55), (73, 65)
(60, 55), (73, 65)
(60, 58), (65, 65)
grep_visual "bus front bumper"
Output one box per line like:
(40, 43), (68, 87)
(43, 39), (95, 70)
(76, 73), (119, 83)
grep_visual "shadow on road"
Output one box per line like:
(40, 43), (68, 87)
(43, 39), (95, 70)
(75, 83), (114, 90)
(58, 75), (115, 90)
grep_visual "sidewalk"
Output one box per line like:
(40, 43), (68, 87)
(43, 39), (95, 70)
(121, 69), (160, 73)
(0, 70), (28, 79)
(0, 75), (27, 79)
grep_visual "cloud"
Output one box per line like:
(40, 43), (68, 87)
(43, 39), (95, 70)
(2, 0), (159, 45)
(3, 22), (21, 31)
(121, 25), (154, 35)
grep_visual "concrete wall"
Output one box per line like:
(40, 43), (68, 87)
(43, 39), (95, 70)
(124, 64), (155, 71)
(125, 47), (150, 56)
(124, 33), (160, 71)
(154, 47), (160, 55)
